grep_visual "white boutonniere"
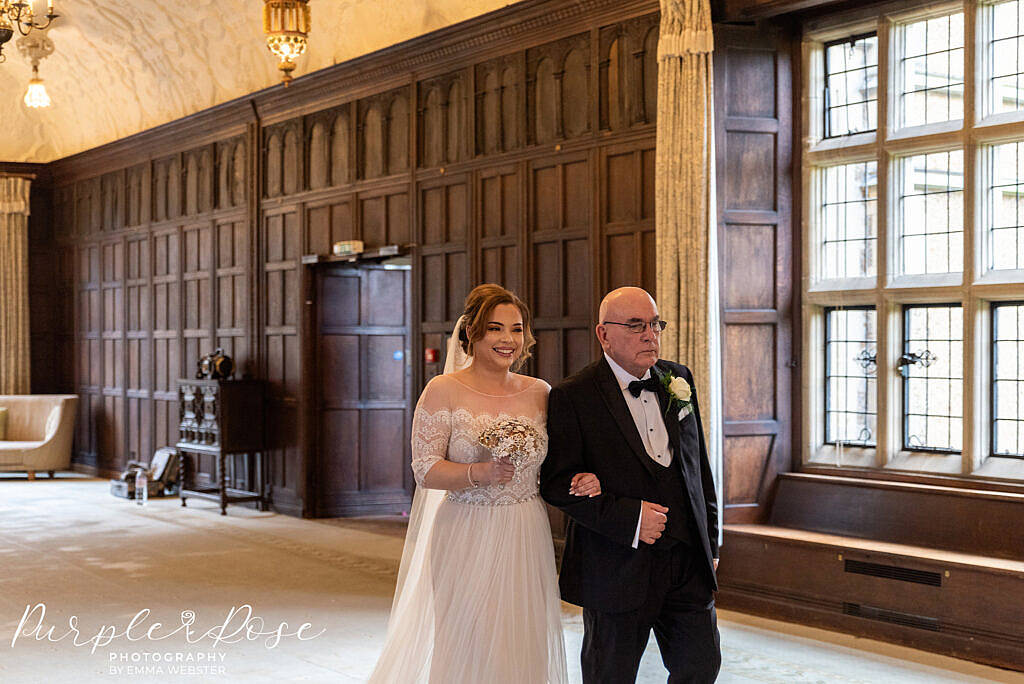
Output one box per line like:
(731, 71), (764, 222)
(660, 371), (693, 420)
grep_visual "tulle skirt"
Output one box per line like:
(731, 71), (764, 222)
(368, 493), (568, 683)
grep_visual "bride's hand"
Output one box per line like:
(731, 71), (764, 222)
(473, 459), (515, 486)
(569, 472), (601, 497)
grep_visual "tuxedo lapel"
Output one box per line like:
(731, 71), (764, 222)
(651, 364), (682, 456)
(593, 358), (660, 478)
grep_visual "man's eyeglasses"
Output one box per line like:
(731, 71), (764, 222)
(602, 319), (668, 335)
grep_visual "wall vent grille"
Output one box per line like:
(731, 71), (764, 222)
(844, 559), (942, 586)
(842, 602), (941, 632)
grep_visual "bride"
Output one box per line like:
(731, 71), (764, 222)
(368, 284), (600, 683)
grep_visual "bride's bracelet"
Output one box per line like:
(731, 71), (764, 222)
(466, 463), (478, 487)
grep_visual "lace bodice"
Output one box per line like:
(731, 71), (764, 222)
(411, 373), (550, 506)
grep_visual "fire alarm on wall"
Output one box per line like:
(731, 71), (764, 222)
(424, 348), (440, 364)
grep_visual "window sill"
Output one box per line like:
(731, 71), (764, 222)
(975, 110), (1024, 131)
(886, 272), (963, 290)
(807, 443), (877, 468)
(885, 450), (963, 475)
(887, 119), (963, 142)
(799, 464), (1024, 494)
(974, 269), (1024, 286)
(972, 456), (1024, 482)
(808, 131), (876, 154)
(808, 276), (877, 293)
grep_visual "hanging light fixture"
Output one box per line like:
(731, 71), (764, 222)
(23, 63), (49, 107)
(0, 1), (59, 63)
(16, 30), (53, 108)
(262, 0), (311, 87)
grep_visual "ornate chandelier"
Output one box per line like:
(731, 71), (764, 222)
(0, 1), (58, 63)
(262, 0), (311, 87)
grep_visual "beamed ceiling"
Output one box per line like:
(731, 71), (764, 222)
(0, 0), (516, 163)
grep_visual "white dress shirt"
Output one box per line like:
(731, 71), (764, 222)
(603, 353), (672, 549)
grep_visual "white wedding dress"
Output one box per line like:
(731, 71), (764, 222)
(368, 371), (568, 683)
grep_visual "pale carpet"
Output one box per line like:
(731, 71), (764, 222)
(0, 475), (1020, 684)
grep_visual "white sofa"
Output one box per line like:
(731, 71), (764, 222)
(0, 395), (78, 479)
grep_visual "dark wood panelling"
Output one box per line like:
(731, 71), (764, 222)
(41, 0), (665, 519)
(771, 474), (1024, 561)
(600, 142), (656, 294)
(715, 23), (794, 524)
(528, 152), (593, 385)
(717, 523), (1024, 671)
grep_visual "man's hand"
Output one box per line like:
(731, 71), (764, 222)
(569, 472), (602, 497)
(713, 558), (719, 571)
(639, 501), (668, 544)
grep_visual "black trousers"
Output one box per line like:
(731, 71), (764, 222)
(580, 543), (720, 684)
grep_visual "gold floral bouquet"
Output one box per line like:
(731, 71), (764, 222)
(478, 418), (541, 474)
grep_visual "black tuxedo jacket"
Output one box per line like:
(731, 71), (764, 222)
(540, 357), (719, 613)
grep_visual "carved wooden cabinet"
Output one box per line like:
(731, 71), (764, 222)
(176, 378), (267, 515)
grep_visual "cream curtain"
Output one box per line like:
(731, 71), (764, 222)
(0, 175), (32, 395)
(655, 0), (723, 538)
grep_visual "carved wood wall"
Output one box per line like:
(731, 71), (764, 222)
(37, 0), (669, 517)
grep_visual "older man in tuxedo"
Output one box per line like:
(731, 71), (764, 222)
(540, 286), (720, 683)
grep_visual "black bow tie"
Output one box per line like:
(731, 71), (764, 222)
(627, 376), (660, 398)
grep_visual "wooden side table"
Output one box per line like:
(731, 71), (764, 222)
(176, 378), (268, 515)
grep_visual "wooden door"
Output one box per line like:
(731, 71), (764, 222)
(311, 262), (413, 516)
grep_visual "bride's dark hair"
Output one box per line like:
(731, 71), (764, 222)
(458, 284), (536, 372)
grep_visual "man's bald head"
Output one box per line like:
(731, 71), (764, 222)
(598, 287), (658, 323)
(596, 287), (661, 377)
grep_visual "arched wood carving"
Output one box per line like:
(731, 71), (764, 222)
(200, 149), (212, 213)
(231, 141), (246, 207)
(642, 27), (658, 124)
(600, 35), (623, 130)
(481, 71), (500, 154)
(331, 110), (350, 186)
(217, 145), (232, 209)
(101, 172), (121, 231)
(562, 47), (589, 138)
(186, 153), (200, 216)
(502, 67), (519, 150)
(283, 128), (300, 195)
(362, 104), (384, 179)
(166, 156), (181, 220)
(533, 58), (557, 144)
(422, 87), (444, 168)
(309, 121), (328, 190)
(528, 34), (591, 144)
(446, 81), (463, 163)
(126, 165), (143, 226)
(419, 74), (464, 167)
(152, 160), (167, 222)
(387, 95), (409, 174)
(266, 132), (282, 198)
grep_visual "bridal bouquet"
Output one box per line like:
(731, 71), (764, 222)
(478, 418), (541, 473)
